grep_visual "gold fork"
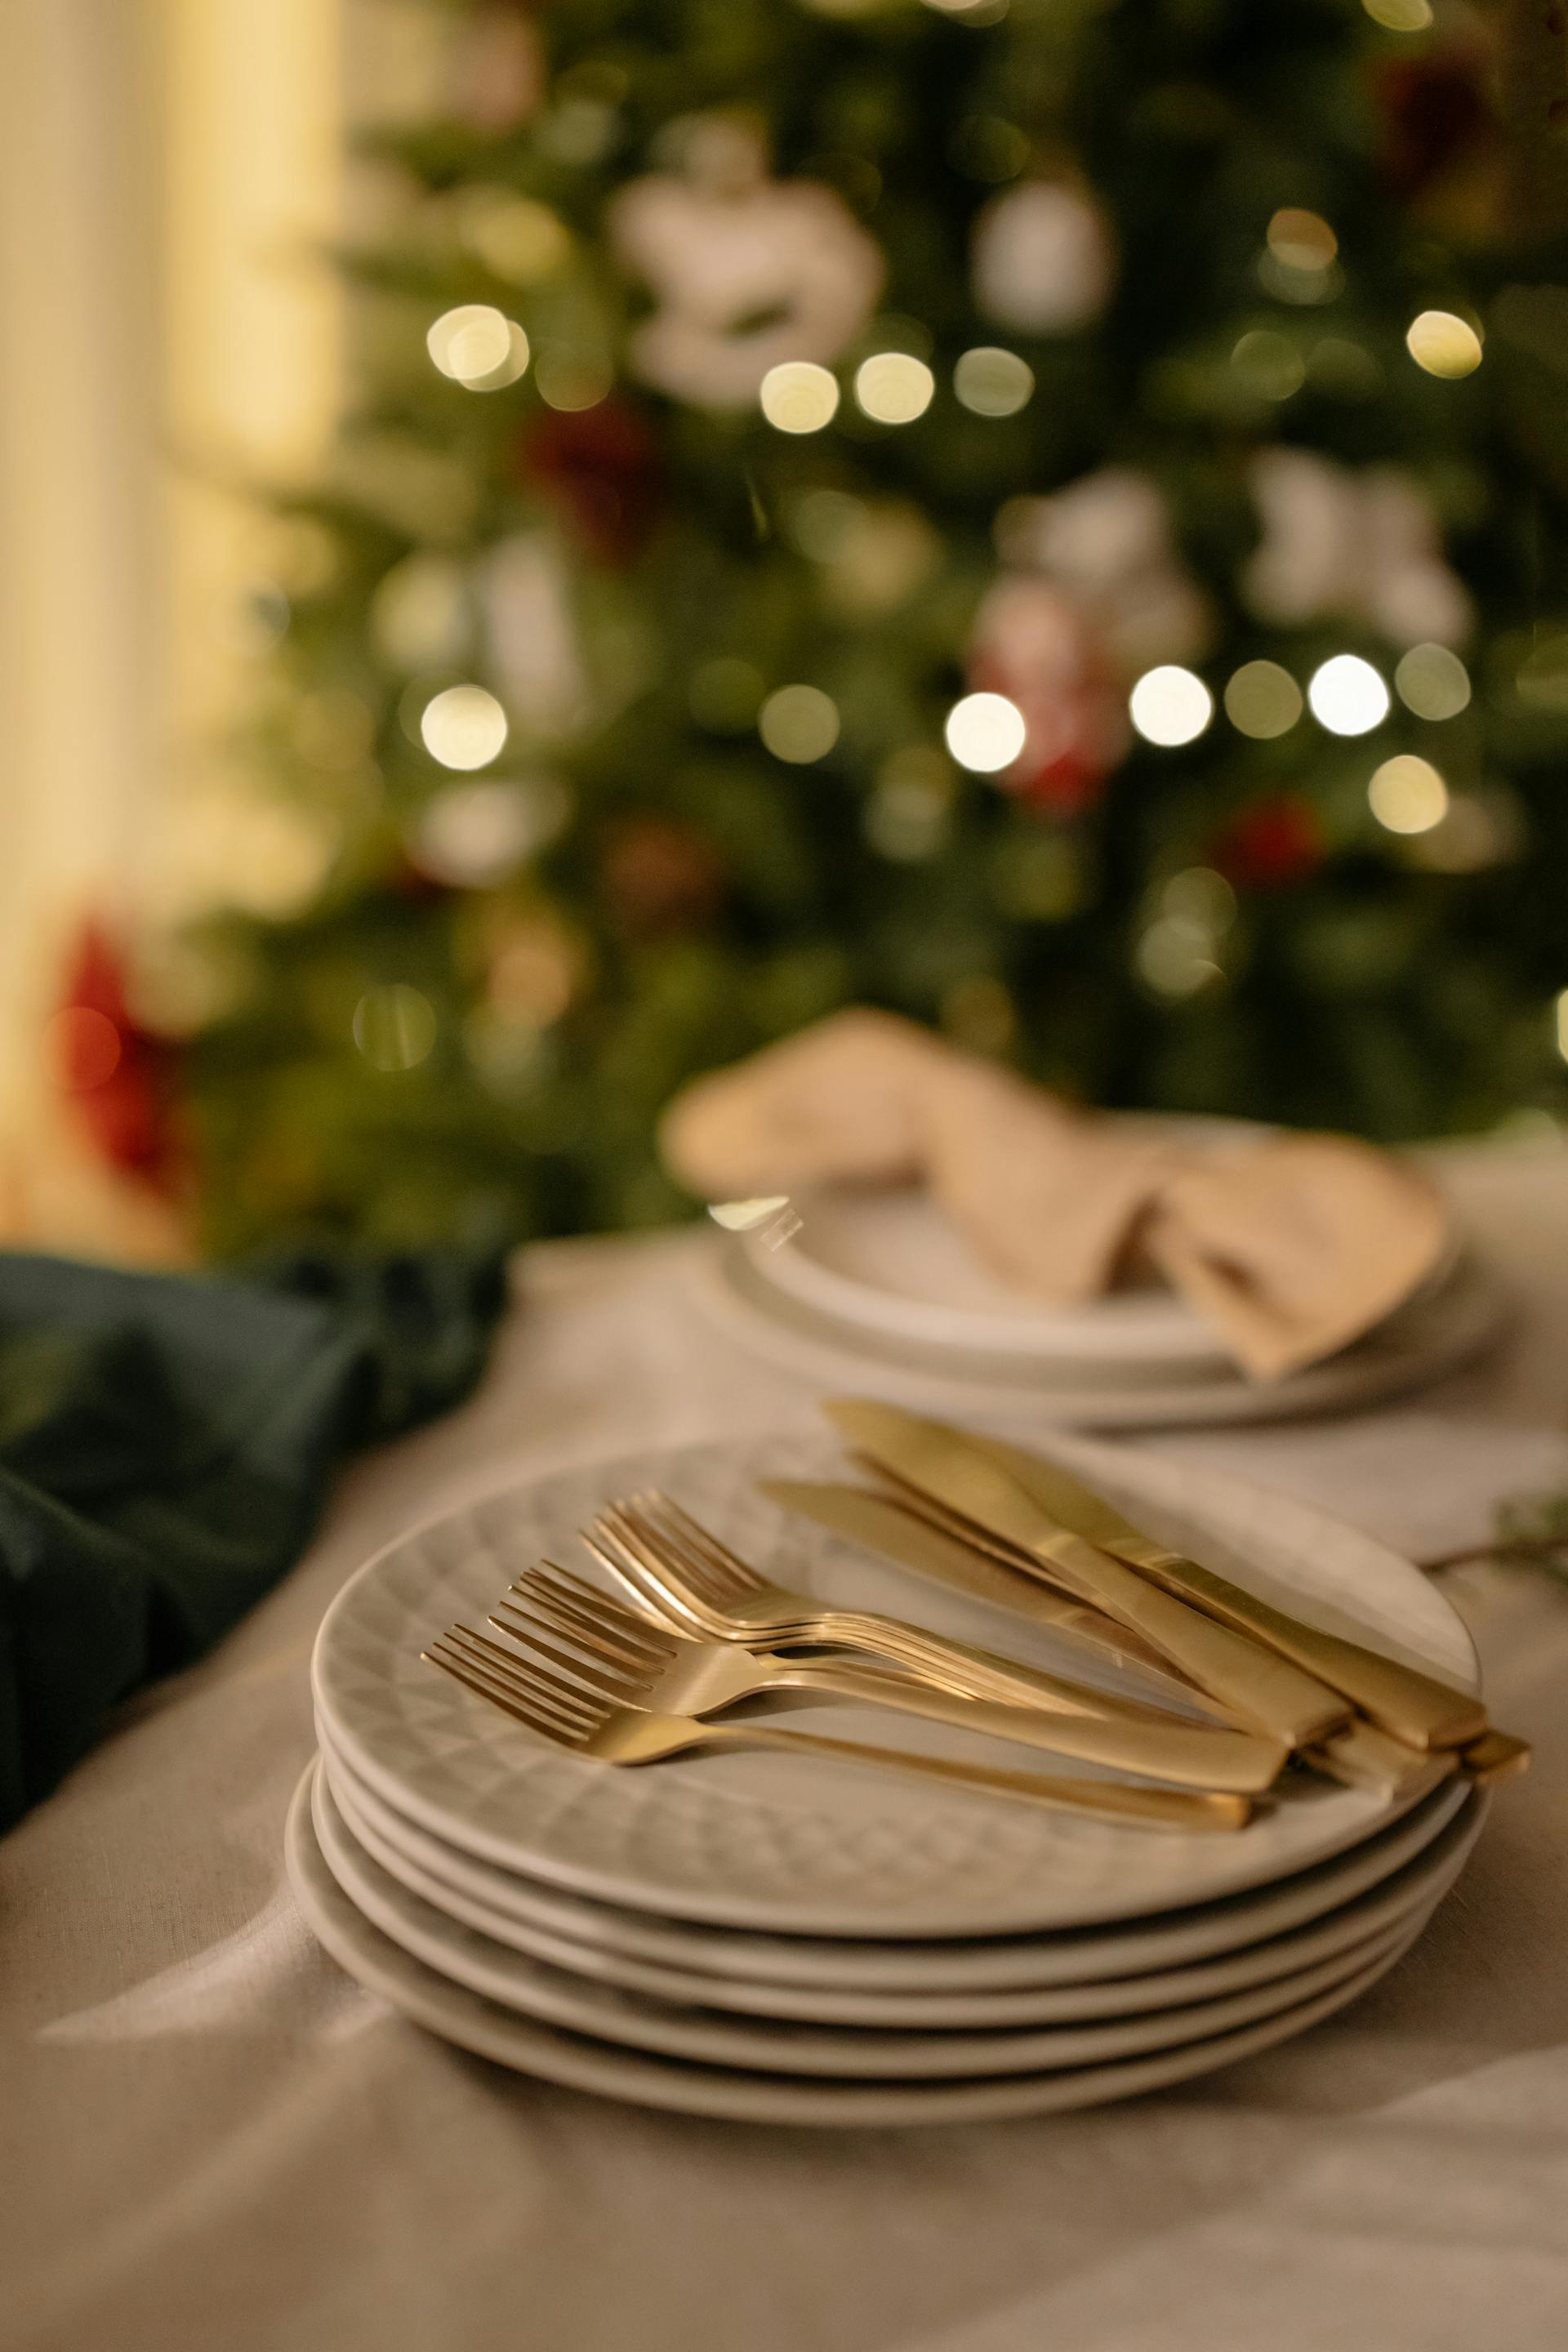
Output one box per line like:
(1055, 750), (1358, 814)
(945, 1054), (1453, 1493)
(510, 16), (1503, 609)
(488, 1565), (1284, 1792)
(586, 1492), (1190, 1717)
(420, 1626), (1253, 1831)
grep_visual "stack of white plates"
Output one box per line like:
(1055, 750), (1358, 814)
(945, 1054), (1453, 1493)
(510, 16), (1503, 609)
(292, 1430), (1487, 2126)
(698, 1165), (1506, 1428)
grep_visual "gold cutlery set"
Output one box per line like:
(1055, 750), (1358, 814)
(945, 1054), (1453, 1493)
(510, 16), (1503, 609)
(296, 1414), (1504, 2123)
(423, 1400), (1529, 1828)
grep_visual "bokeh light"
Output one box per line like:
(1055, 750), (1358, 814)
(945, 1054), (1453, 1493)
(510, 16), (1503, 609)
(1129, 666), (1214, 747)
(427, 305), (529, 389)
(953, 346), (1035, 416)
(489, 924), (577, 1027)
(1557, 989), (1568, 1065)
(1266, 209), (1338, 272)
(786, 488), (863, 562)
(1406, 311), (1482, 380)
(1137, 920), (1222, 999)
(1163, 866), (1237, 935)
(760, 361), (840, 434)
(945, 691), (1027, 772)
(1368, 754), (1449, 835)
(759, 684), (840, 762)
(1231, 330), (1304, 402)
(536, 349), (612, 410)
(1307, 654), (1390, 737)
(420, 684), (509, 770)
(1394, 643), (1471, 719)
(1363, 0), (1432, 27)
(1223, 660), (1303, 739)
(353, 984), (439, 1072)
(854, 352), (935, 424)
(1258, 209), (1342, 304)
(457, 191), (572, 284)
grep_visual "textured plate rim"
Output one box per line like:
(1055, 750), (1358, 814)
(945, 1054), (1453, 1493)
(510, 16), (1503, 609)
(310, 1759), (1446, 2081)
(311, 1428), (1478, 1940)
(702, 1244), (1507, 1429)
(746, 1184), (1235, 1367)
(286, 1767), (1428, 2128)
(318, 1712), (1474, 1990)
(318, 1740), (1481, 2029)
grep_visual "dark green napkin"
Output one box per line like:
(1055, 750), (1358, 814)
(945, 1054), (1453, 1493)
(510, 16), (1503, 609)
(0, 1241), (508, 1832)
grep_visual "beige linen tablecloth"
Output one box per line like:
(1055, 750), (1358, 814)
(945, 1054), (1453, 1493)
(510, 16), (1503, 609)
(4, 1140), (1568, 2352)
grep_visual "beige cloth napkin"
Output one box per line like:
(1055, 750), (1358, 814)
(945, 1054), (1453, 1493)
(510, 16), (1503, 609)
(659, 1009), (1451, 1381)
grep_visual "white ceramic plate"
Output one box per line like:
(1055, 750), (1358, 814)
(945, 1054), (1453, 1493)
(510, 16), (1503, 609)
(312, 1427), (1477, 1940)
(748, 1186), (1235, 1370)
(746, 1173), (1464, 1373)
(702, 1245), (1507, 1428)
(319, 1739), (1481, 2029)
(311, 1760), (1440, 2081)
(286, 1771), (1428, 2127)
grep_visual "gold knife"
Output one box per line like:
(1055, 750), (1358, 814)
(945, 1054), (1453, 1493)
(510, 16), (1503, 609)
(824, 1399), (1352, 1748)
(771, 1472), (1443, 1802)
(759, 1478), (1227, 1719)
(952, 1427), (1487, 1752)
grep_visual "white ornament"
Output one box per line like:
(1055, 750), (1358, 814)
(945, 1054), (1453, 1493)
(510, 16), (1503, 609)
(1243, 449), (1472, 648)
(1241, 449), (1356, 626)
(971, 181), (1115, 336)
(411, 777), (570, 889)
(480, 536), (586, 736)
(1360, 470), (1475, 648)
(995, 469), (1212, 676)
(612, 159), (884, 408)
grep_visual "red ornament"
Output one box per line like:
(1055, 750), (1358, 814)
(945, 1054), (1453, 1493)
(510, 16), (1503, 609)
(967, 576), (1128, 818)
(519, 398), (663, 566)
(48, 923), (185, 1190)
(1209, 796), (1325, 891)
(598, 815), (728, 939)
(1376, 51), (1490, 199)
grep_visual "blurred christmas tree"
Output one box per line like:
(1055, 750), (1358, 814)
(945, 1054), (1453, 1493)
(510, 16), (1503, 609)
(172, 0), (1568, 1254)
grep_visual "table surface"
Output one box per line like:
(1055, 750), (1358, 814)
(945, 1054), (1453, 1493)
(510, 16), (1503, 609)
(5, 1139), (1568, 2352)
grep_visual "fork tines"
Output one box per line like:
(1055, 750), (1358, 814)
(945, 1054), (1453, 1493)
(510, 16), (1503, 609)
(589, 1496), (754, 1624)
(422, 1632), (596, 1747)
(423, 1599), (640, 1749)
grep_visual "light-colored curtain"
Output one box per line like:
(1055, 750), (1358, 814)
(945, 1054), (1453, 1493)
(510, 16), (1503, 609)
(0, 0), (434, 1131)
(0, 0), (161, 1123)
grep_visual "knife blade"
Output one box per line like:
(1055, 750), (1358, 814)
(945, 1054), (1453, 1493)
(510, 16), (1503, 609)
(823, 1399), (1352, 1749)
(759, 1478), (1222, 1720)
(783, 1471), (1447, 1802)
(960, 1428), (1487, 1753)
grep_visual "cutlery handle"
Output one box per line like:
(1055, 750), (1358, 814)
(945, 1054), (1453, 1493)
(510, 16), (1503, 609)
(1018, 1533), (1352, 1749)
(773, 1659), (1285, 1793)
(808, 1605), (1215, 1731)
(1116, 1540), (1486, 1751)
(696, 1721), (1251, 1833)
(1303, 1720), (1457, 1802)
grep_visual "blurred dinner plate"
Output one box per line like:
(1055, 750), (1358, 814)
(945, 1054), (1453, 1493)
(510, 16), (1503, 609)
(699, 1241), (1503, 1429)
